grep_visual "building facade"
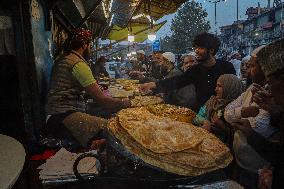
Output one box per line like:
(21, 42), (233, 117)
(219, 3), (284, 56)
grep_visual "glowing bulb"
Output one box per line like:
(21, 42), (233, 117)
(148, 33), (156, 41)
(128, 35), (134, 42)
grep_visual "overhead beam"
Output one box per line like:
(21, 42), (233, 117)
(77, 0), (103, 28)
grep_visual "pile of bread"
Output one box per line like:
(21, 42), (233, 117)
(107, 105), (232, 176)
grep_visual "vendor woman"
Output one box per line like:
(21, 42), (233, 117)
(45, 28), (130, 147)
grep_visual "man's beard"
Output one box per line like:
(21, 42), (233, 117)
(160, 64), (169, 76)
(82, 49), (90, 60)
(197, 51), (210, 64)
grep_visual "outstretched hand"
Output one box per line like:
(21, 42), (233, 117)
(139, 82), (156, 94)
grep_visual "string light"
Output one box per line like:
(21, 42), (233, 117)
(128, 24), (134, 42)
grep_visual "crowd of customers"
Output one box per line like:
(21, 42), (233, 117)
(138, 33), (284, 189)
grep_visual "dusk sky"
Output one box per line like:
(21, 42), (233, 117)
(157, 0), (268, 38)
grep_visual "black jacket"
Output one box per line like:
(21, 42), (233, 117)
(156, 59), (236, 111)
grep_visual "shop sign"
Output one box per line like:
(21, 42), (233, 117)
(152, 40), (160, 51)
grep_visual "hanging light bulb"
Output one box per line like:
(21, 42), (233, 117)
(128, 24), (134, 42)
(148, 33), (156, 41)
(128, 34), (134, 42)
(147, 3), (156, 42)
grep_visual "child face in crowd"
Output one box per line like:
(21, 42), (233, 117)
(215, 80), (223, 99)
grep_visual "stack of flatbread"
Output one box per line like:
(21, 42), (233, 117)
(116, 79), (140, 91)
(109, 87), (134, 98)
(131, 95), (164, 107)
(146, 104), (196, 123)
(107, 107), (232, 176)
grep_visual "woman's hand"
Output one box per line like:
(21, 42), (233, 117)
(202, 120), (212, 131)
(211, 114), (226, 130)
(211, 112), (219, 124)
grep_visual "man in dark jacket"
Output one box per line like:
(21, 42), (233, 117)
(140, 32), (236, 111)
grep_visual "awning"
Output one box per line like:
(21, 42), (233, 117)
(108, 20), (166, 42)
(51, 0), (186, 39)
(135, 0), (186, 21)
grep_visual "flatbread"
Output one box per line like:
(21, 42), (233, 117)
(130, 96), (163, 107)
(116, 79), (139, 84)
(117, 108), (204, 153)
(109, 88), (134, 98)
(146, 104), (196, 123)
(107, 119), (232, 176)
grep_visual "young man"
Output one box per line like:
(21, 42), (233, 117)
(140, 32), (236, 111)
(45, 28), (130, 147)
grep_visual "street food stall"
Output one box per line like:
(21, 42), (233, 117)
(4, 0), (278, 188)
(35, 76), (239, 188)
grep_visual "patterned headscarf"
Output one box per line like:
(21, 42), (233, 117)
(71, 28), (92, 44)
(206, 74), (244, 118)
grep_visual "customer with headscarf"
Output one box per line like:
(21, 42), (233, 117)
(193, 74), (243, 135)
